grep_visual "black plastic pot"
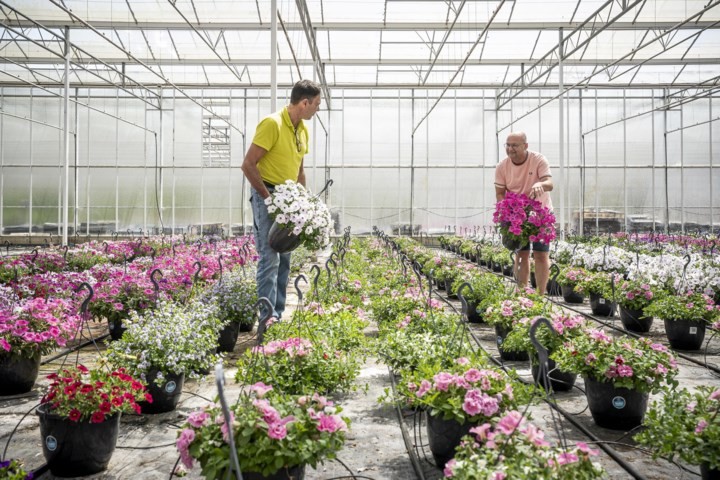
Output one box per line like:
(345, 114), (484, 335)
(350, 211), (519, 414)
(502, 264), (514, 277)
(139, 369), (185, 414)
(701, 463), (720, 480)
(243, 465), (306, 480)
(547, 279), (561, 296)
(426, 413), (474, 468)
(268, 221), (302, 254)
(531, 358), (577, 392)
(37, 404), (120, 477)
(466, 300), (483, 323)
(589, 293), (615, 317)
(217, 321), (241, 352)
(584, 376), (649, 430)
(238, 320), (255, 333)
(0, 352), (41, 396)
(108, 318), (127, 341)
(495, 324), (530, 362)
(619, 307), (653, 333)
(664, 318), (706, 351)
(501, 235), (525, 251)
(561, 285), (585, 304)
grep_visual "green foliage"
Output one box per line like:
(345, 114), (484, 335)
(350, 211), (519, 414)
(393, 358), (535, 424)
(552, 330), (678, 393)
(265, 307), (370, 354)
(0, 459), (32, 480)
(556, 266), (589, 288)
(377, 329), (476, 375)
(644, 290), (719, 322)
(181, 390), (349, 478)
(611, 277), (657, 311)
(483, 294), (549, 330)
(235, 337), (361, 395)
(502, 312), (587, 358)
(446, 413), (605, 479)
(40, 364), (148, 422)
(201, 268), (257, 327)
(105, 300), (222, 382)
(575, 271), (619, 297)
(66, 250), (110, 271)
(456, 273), (506, 315)
(369, 289), (426, 326)
(635, 386), (720, 470)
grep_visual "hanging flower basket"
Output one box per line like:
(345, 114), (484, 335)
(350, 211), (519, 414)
(0, 352), (41, 396)
(501, 234), (526, 252)
(268, 221), (302, 254)
(264, 181), (333, 252)
(494, 192), (556, 251)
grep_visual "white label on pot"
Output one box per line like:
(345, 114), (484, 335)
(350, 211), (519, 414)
(612, 396), (626, 409)
(165, 381), (177, 393)
(46, 435), (58, 451)
(689, 327), (697, 335)
(599, 298), (606, 304)
(496, 336), (503, 346)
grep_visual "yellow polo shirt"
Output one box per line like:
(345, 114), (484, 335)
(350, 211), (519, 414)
(253, 106), (309, 186)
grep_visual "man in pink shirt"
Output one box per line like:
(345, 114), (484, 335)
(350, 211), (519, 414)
(494, 132), (554, 294)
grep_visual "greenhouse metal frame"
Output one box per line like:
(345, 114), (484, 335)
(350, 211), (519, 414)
(1, 0), (718, 245)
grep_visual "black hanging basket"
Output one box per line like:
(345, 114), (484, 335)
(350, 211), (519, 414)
(501, 234), (526, 251)
(426, 413), (474, 469)
(268, 221), (302, 254)
(37, 404), (120, 477)
(0, 352), (41, 396)
(139, 369), (185, 414)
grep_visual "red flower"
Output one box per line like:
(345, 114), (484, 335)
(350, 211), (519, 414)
(77, 365), (89, 373)
(111, 396), (124, 407)
(80, 384), (94, 394)
(132, 403), (142, 414)
(131, 381), (144, 391)
(68, 409), (82, 422)
(144, 393), (153, 403)
(99, 401), (112, 413)
(90, 411), (106, 424)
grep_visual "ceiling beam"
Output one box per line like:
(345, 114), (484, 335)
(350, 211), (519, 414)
(421, 0), (466, 84)
(0, 80), (709, 90)
(295, 0), (331, 108)
(2, 56), (717, 67)
(3, 19), (717, 31)
(496, 0), (646, 109)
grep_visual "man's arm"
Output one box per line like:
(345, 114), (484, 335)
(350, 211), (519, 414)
(495, 184), (507, 203)
(297, 159), (306, 187)
(241, 144), (272, 199)
(530, 176), (554, 199)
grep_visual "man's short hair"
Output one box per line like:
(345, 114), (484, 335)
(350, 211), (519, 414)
(290, 80), (322, 104)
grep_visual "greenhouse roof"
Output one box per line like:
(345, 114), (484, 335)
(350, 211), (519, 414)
(1, 0), (719, 94)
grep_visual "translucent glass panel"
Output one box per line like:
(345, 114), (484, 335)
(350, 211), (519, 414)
(2, 87), (718, 235)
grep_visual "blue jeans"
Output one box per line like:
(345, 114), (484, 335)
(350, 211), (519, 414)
(250, 187), (291, 319)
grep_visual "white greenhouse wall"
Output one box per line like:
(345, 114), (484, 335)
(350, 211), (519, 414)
(1, 87), (718, 236)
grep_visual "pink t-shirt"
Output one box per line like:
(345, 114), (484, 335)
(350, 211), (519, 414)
(494, 150), (553, 209)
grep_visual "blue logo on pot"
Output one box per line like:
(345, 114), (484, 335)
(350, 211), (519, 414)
(165, 381), (177, 393)
(612, 396), (626, 409)
(496, 336), (503, 346)
(46, 435), (58, 451)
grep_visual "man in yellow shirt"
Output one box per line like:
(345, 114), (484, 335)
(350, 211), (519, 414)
(242, 80), (322, 322)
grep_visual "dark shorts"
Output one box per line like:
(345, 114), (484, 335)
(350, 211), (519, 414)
(520, 241), (550, 252)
